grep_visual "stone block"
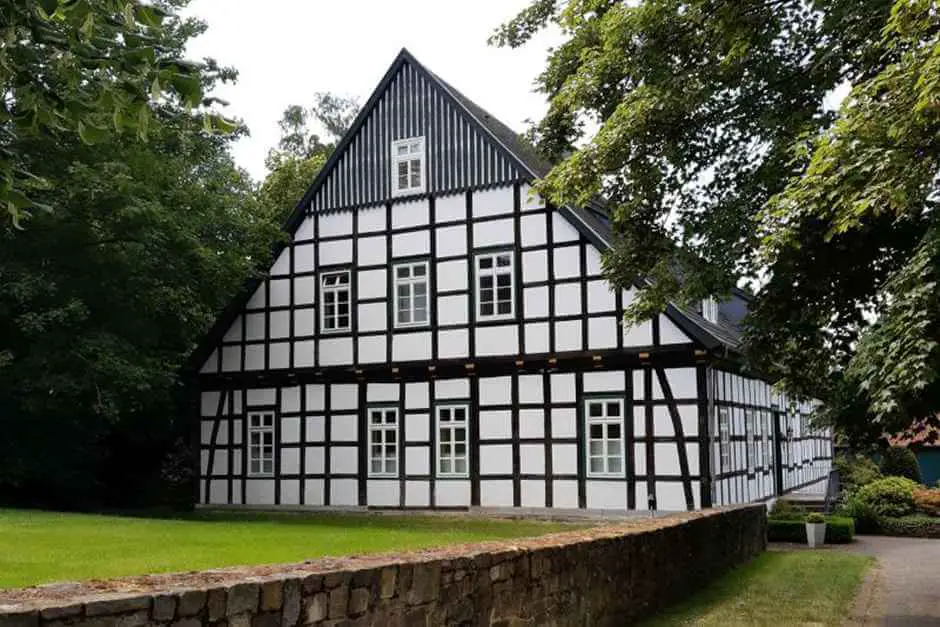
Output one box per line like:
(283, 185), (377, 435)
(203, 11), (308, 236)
(403, 606), (428, 627)
(323, 572), (351, 589)
(152, 594), (177, 622)
(227, 583), (260, 616)
(379, 567), (397, 600)
(207, 588), (227, 622)
(0, 609), (38, 627)
(170, 619), (201, 627)
(281, 579), (302, 627)
(405, 563), (440, 606)
(303, 593), (328, 624)
(302, 575), (323, 596)
(39, 604), (82, 620)
(85, 596), (151, 617)
(229, 613), (252, 627)
(327, 587), (347, 619)
(177, 589), (207, 617)
(261, 581), (283, 612)
(347, 588), (369, 617)
(252, 611), (280, 627)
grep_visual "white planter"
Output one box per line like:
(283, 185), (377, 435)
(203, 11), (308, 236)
(806, 522), (827, 548)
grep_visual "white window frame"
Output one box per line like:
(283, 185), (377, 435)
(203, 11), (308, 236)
(475, 251), (514, 321)
(436, 404), (469, 478)
(320, 270), (351, 333)
(393, 260), (430, 328)
(718, 406), (731, 471)
(391, 136), (425, 197)
(702, 297), (719, 323)
(368, 406), (399, 478)
(585, 398), (626, 478)
(247, 411), (275, 477)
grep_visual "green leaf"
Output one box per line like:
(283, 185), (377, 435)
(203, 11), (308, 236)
(77, 120), (109, 145)
(150, 76), (161, 101)
(137, 105), (149, 141)
(80, 12), (95, 40)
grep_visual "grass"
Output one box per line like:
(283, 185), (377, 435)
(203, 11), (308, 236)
(641, 551), (873, 626)
(0, 508), (572, 589)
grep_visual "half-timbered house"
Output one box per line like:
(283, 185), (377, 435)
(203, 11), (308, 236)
(189, 49), (833, 512)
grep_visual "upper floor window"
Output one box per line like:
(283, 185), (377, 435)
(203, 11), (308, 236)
(320, 271), (351, 332)
(476, 252), (514, 320)
(391, 137), (425, 196)
(248, 411), (274, 476)
(394, 261), (429, 327)
(702, 297), (719, 323)
(585, 398), (624, 477)
(718, 407), (731, 471)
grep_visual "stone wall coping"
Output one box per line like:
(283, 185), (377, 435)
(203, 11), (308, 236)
(0, 506), (764, 615)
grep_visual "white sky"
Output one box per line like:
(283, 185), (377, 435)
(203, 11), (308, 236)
(182, 0), (562, 182)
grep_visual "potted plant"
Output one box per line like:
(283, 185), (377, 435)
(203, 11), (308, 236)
(805, 512), (827, 548)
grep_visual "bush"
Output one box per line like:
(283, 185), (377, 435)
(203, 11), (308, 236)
(769, 499), (807, 520)
(767, 516), (855, 543)
(851, 476), (919, 518)
(913, 488), (940, 517)
(877, 515), (940, 538)
(806, 512), (825, 523)
(834, 453), (882, 491)
(880, 447), (923, 483)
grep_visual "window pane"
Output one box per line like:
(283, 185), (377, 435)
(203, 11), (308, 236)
(371, 460), (382, 474)
(590, 458), (604, 473)
(496, 254), (511, 267)
(398, 162), (408, 189)
(410, 142), (421, 154)
(410, 160), (421, 187)
(455, 427), (466, 442)
(608, 457), (622, 473)
(397, 144), (409, 156)
(387, 430), (396, 443)
(480, 302), (494, 316)
(496, 274), (511, 287)
(440, 458), (451, 474)
(608, 440), (622, 456)
(440, 442), (451, 457)
(607, 402), (620, 417)
(371, 411), (382, 424)
(454, 458), (466, 474)
(479, 257), (493, 269)
(608, 423), (621, 439)
(455, 443), (466, 456)
(414, 264), (426, 277)
(439, 408), (451, 422)
(589, 441), (603, 455)
(454, 408), (466, 421)
(589, 403), (602, 417)
(385, 460), (396, 474)
(397, 266), (410, 279)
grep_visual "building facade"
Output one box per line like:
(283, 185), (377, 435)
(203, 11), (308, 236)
(189, 49), (833, 512)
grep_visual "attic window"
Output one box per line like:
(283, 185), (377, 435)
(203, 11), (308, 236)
(702, 297), (719, 324)
(391, 137), (425, 196)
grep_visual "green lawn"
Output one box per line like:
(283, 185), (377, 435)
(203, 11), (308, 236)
(0, 509), (571, 589)
(642, 551), (873, 626)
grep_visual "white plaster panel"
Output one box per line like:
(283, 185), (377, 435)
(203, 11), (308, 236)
(319, 239), (353, 265)
(392, 230), (430, 258)
(305, 385), (326, 411)
(332, 384), (359, 410)
(319, 212), (353, 238)
(357, 235), (387, 266)
(358, 269), (386, 300)
(367, 480), (400, 507)
(633, 407), (645, 438)
(231, 418), (243, 442)
(587, 280), (615, 312)
(294, 277), (316, 305)
(519, 410), (544, 439)
(209, 450), (227, 476)
(551, 373), (576, 403)
(634, 443), (646, 476)
(393, 332), (432, 362)
(436, 326), (468, 358)
(686, 443), (700, 476)
(436, 225), (467, 256)
(280, 448), (300, 475)
(330, 479), (358, 506)
(242, 345), (261, 371)
(479, 410), (512, 440)
(656, 482), (687, 512)
(223, 316), (243, 342)
(358, 205), (386, 233)
(271, 248), (291, 276)
(405, 481), (431, 506)
(405, 413), (430, 442)
(475, 326), (519, 357)
(635, 482), (649, 511)
(405, 445), (430, 474)
(553, 480), (579, 509)
(583, 371), (625, 393)
(551, 408), (577, 439)
(294, 309), (315, 337)
(555, 320), (582, 352)
(245, 313), (265, 341)
(391, 198), (430, 229)
(247, 284), (266, 309)
(247, 388), (276, 405)
(653, 406), (673, 437)
(200, 349), (218, 374)
(665, 368), (698, 400)
(679, 405), (698, 437)
(517, 375), (543, 403)
(270, 342), (289, 369)
(281, 417), (301, 443)
(552, 444), (578, 474)
(280, 480), (300, 506)
(208, 480), (228, 505)
(304, 445), (325, 473)
(304, 479), (325, 506)
(295, 243), (315, 274)
(523, 286), (549, 318)
(655, 442), (681, 475)
(331, 415), (357, 442)
(201, 391), (222, 417)
(473, 218), (514, 247)
(585, 246), (603, 277)
(520, 214), (547, 247)
(552, 213), (581, 243)
(479, 376), (512, 406)
(472, 187), (514, 218)
(245, 479), (275, 505)
(367, 383), (399, 403)
(659, 315), (691, 345)
(358, 336), (386, 364)
(521, 250), (548, 284)
(435, 378), (470, 399)
(270, 311), (290, 339)
(553, 246), (581, 279)
(319, 337), (353, 366)
(521, 184), (544, 210)
(586, 481), (627, 510)
(480, 444), (513, 475)
(437, 294), (468, 325)
(524, 323), (550, 354)
(405, 382), (430, 409)
(520, 480), (546, 508)
(436, 481), (471, 507)
(200, 420), (215, 445)
(624, 320), (653, 347)
(519, 444), (545, 474)
(554, 283), (582, 316)
(480, 481), (514, 507)
(436, 193), (466, 222)
(633, 371), (645, 400)
(588, 317), (618, 350)
(270, 279), (291, 307)
(294, 216), (314, 241)
(330, 446), (358, 475)
(437, 259), (468, 292)
(358, 302), (387, 333)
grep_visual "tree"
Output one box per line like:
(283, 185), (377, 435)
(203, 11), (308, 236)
(1, 0), (233, 228)
(494, 0), (940, 440)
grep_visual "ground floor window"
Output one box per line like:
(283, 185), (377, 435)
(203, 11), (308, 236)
(746, 410), (758, 472)
(248, 411), (275, 476)
(368, 407), (399, 477)
(437, 405), (469, 477)
(718, 407), (731, 471)
(585, 398), (624, 477)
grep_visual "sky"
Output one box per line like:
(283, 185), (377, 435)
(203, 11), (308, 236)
(182, 0), (562, 182)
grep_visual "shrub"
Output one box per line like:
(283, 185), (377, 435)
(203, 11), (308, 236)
(913, 488), (940, 517)
(880, 446), (923, 483)
(852, 476), (919, 518)
(806, 512), (825, 523)
(769, 499), (807, 520)
(767, 516), (854, 543)
(877, 515), (940, 538)
(834, 453), (882, 490)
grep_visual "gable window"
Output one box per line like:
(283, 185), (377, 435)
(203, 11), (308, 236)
(702, 297), (719, 323)
(248, 411), (275, 476)
(718, 407), (731, 471)
(368, 407), (399, 477)
(391, 137), (425, 196)
(394, 261), (429, 327)
(476, 252), (514, 320)
(585, 398), (624, 477)
(436, 405), (469, 477)
(320, 271), (351, 332)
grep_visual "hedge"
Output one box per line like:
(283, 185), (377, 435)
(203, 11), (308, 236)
(767, 516), (855, 544)
(876, 515), (940, 538)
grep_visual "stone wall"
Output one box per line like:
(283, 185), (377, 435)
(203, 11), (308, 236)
(0, 506), (766, 627)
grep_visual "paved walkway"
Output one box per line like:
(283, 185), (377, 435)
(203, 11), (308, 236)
(841, 536), (940, 626)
